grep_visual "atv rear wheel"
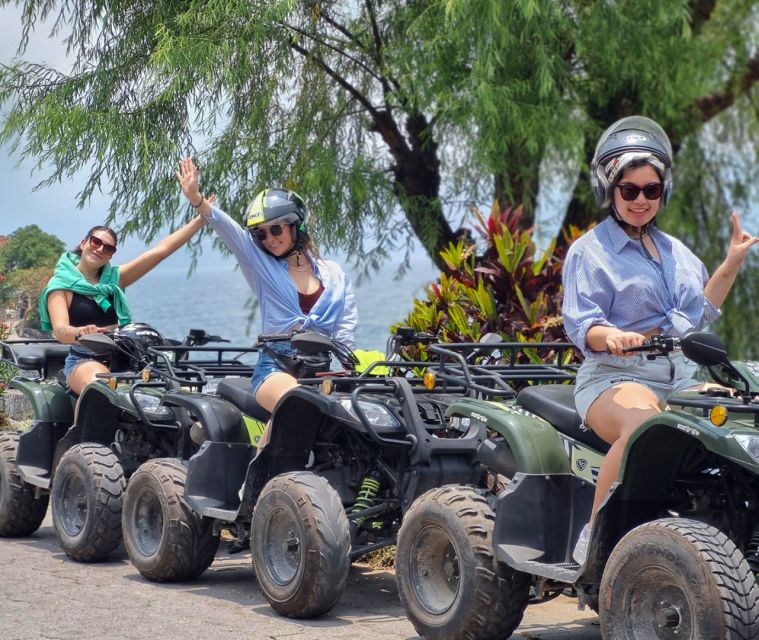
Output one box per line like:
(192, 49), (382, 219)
(122, 458), (219, 581)
(251, 471), (350, 618)
(600, 518), (759, 639)
(396, 485), (530, 640)
(51, 443), (125, 561)
(0, 433), (48, 536)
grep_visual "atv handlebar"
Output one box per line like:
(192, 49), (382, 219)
(622, 335), (680, 359)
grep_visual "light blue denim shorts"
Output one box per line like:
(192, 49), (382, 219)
(250, 342), (296, 396)
(574, 351), (701, 421)
(63, 347), (97, 379)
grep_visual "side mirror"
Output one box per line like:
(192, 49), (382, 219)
(78, 333), (117, 355)
(680, 332), (729, 367)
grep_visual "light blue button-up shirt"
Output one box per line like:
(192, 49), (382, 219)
(562, 217), (719, 358)
(206, 205), (358, 348)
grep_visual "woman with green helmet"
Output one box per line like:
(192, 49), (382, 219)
(175, 157), (357, 444)
(562, 116), (759, 564)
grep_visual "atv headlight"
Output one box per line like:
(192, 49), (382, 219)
(132, 392), (174, 419)
(339, 398), (399, 428)
(730, 433), (759, 463)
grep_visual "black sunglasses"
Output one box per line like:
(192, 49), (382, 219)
(250, 224), (287, 242)
(616, 182), (664, 202)
(88, 235), (117, 255)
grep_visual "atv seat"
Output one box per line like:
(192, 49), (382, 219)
(216, 377), (271, 422)
(2, 342), (70, 379)
(517, 384), (610, 454)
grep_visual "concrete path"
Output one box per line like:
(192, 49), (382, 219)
(0, 514), (601, 640)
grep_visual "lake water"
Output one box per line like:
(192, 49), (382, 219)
(126, 256), (439, 352)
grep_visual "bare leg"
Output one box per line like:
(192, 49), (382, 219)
(585, 382), (661, 525)
(66, 360), (109, 423)
(255, 372), (299, 448)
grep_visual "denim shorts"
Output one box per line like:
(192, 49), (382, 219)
(250, 342), (296, 396)
(63, 347), (97, 379)
(574, 351), (701, 421)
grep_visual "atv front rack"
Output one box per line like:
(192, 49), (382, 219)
(428, 341), (579, 399)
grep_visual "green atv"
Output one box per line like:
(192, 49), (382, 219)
(395, 333), (759, 640)
(0, 325), (254, 563)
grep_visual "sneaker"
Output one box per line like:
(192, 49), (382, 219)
(573, 523), (591, 565)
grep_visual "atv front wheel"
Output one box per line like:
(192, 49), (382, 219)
(122, 458), (219, 581)
(0, 433), (48, 536)
(251, 471), (350, 618)
(51, 443), (125, 561)
(395, 485), (530, 640)
(600, 518), (759, 639)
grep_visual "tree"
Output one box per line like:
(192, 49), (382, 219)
(0, 225), (65, 273)
(1, 1), (757, 267)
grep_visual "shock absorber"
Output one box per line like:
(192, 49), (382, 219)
(351, 475), (381, 527)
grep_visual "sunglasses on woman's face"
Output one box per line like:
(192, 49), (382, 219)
(616, 182), (664, 202)
(251, 224), (286, 242)
(88, 235), (117, 255)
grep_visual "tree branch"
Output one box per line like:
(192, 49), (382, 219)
(693, 49), (759, 125)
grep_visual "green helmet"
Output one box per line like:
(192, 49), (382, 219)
(243, 188), (308, 255)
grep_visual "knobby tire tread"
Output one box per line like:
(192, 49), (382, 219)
(0, 433), (48, 537)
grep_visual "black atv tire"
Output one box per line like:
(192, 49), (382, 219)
(395, 485), (530, 640)
(251, 471), (350, 618)
(0, 433), (48, 537)
(122, 458), (219, 581)
(51, 443), (126, 562)
(600, 518), (759, 640)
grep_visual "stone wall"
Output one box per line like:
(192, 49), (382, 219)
(0, 389), (33, 421)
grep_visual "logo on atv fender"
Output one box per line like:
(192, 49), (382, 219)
(471, 412), (488, 424)
(676, 423), (700, 437)
(576, 459), (587, 472)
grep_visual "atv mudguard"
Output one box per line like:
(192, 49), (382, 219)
(447, 398), (571, 475)
(160, 389), (246, 444)
(620, 410), (759, 496)
(184, 441), (256, 520)
(9, 378), (73, 424)
(10, 378), (74, 489)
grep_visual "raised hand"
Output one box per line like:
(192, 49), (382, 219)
(725, 211), (759, 268)
(175, 157), (202, 205)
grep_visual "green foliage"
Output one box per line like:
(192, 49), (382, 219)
(0, 0), (757, 274)
(0, 225), (64, 273)
(396, 202), (583, 352)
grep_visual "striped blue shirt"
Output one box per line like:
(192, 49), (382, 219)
(206, 205), (358, 348)
(562, 217), (719, 358)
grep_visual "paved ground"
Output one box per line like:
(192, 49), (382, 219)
(0, 514), (601, 640)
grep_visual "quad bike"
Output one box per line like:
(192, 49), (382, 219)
(395, 333), (759, 640)
(119, 330), (578, 620)
(0, 325), (250, 561)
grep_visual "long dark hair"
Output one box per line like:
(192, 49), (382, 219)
(70, 225), (118, 255)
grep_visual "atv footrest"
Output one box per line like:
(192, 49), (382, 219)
(16, 465), (51, 489)
(495, 554), (581, 583)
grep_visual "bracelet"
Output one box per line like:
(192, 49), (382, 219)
(190, 194), (204, 208)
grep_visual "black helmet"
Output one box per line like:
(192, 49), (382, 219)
(590, 116), (673, 209)
(114, 323), (166, 349)
(243, 188), (308, 256)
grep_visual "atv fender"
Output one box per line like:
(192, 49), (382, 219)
(184, 441), (255, 519)
(447, 398), (571, 475)
(9, 378), (73, 424)
(160, 390), (246, 444)
(620, 411), (759, 496)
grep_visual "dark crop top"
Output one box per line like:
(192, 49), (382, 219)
(298, 283), (324, 314)
(68, 292), (119, 327)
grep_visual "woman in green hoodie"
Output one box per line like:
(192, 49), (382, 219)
(40, 217), (206, 394)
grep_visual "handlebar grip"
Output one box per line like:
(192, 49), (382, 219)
(257, 333), (291, 342)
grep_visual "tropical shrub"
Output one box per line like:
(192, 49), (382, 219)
(395, 202), (585, 363)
